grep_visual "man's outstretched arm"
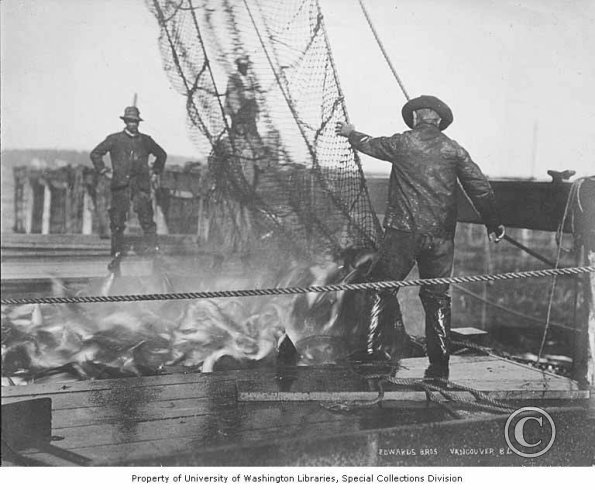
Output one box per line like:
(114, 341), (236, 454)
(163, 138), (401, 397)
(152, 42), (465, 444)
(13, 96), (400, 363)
(336, 121), (401, 162)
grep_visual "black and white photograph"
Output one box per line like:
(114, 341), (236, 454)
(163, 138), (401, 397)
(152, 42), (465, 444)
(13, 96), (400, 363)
(1, 0), (594, 484)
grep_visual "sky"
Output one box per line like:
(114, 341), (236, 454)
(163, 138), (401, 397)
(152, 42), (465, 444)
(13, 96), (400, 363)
(1, 0), (594, 179)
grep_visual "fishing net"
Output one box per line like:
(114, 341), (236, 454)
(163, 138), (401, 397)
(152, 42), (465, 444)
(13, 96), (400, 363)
(146, 0), (381, 260)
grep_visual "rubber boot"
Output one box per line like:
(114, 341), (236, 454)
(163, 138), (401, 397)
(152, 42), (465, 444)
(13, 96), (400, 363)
(420, 292), (451, 381)
(108, 231), (125, 276)
(142, 231), (160, 256)
(107, 252), (122, 276)
(365, 289), (407, 362)
(110, 230), (124, 257)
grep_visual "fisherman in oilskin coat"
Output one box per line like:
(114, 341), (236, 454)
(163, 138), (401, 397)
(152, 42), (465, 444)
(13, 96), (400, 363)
(336, 95), (505, 380)
(225, 55), (260, 139)
(90, 106), (167, 268)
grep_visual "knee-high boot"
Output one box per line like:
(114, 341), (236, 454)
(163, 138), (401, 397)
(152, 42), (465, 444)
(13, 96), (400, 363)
(420, 292), (451, 378)
(110, 230), (124, 257)
(366, 289), (409, 361)
(108, 230), (124, 274)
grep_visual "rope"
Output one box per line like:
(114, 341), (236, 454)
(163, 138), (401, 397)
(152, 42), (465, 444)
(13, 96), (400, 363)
(1, 266), (592, 306)
(357, 0), (410, 101)
(324, 368), (515, 417)
(387, 374), (515, 416)
(537, 179), (580, 361)
(387, 371), (513, 412)
(246, 0), (378, 251)
(357, 0), (565, 273)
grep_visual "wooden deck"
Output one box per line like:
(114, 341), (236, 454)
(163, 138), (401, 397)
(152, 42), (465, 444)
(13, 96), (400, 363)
(1, 355), (592, 467)
(239, 355), (587, 402)
(0, 234), (207, 280)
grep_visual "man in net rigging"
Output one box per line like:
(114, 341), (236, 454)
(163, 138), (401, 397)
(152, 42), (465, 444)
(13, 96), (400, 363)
(336, 95), (505, 380)
(90, 105), (167, 273)
(224, 55), (260, 141)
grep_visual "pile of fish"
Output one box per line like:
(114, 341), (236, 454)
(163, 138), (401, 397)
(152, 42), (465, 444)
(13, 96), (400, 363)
(1, 250), (376, 385)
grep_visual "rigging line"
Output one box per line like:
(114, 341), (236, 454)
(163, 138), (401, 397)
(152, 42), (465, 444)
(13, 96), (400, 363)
(151, 0), (212, 142)
(317, 0), (383, 238)
(356, 0), (507, 244)
(361, 0), (580, 347)
(269, 0), (309, 36)
(159, 0), (185, 23)
(357, 0), (570, 267)
(188, 1), (305, 250)
(221, 0), (243, 55)
(537, 181), (579, 361)
(357, 0), (410, 101)
(245, 0), (373, 250)
(222, 0), (313, 191)
(276, 3), (379, 248)
(220, 0), (295, 170)
(187, 0), (233, 142)
(220, 0), (293, 159)
(221, 0), (340, 250)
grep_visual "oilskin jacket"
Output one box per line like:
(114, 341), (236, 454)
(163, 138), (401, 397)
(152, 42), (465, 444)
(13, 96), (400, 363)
(224, 71), (258, 116)
(90, 131), (167, 191)
(349, 123), (499, 238)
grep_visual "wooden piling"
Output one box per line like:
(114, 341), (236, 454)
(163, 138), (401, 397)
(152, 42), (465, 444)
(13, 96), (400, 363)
(82, 191), (93, 235)
(589, 251), (595, 386)
(572, 177), (595, 387)
(41, 181), (51, 235)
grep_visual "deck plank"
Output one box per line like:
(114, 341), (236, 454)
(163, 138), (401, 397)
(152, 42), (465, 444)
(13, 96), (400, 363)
(1, 365), (354, 398)
(23, 403), (449, 463)
(2, 355), (588, 466)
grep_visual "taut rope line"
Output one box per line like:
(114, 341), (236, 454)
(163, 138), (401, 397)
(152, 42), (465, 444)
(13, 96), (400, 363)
(357, 0), (410, 101)
(1, 266), (592, 306)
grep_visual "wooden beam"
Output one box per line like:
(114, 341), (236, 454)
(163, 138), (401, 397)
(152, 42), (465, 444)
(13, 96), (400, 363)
(366, 177), (574, 232)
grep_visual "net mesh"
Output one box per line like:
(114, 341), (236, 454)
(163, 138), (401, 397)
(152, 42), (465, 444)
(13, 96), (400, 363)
(146, 0), (381, 260)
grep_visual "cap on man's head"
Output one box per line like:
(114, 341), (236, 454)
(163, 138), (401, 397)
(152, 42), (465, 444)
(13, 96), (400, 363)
(235, 55), (250, 65)
(401, 95), (453, 130)
(120, 106), (143, 122)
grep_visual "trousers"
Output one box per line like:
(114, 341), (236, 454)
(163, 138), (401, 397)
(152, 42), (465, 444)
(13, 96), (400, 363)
(109, 186), (157, 256)
(367, 228), (454, 365)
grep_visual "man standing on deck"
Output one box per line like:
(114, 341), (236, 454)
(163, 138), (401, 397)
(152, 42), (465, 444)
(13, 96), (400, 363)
(90, 106), (167, 271)
(336, 95), (505, 380)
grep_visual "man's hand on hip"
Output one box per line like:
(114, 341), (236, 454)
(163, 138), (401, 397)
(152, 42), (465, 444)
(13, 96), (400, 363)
(335, 121), (355, 137)
(151, 173), (161, 190)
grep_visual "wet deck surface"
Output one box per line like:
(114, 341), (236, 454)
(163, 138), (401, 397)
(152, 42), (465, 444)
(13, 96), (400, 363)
(239, 355), (586, 402)
(1, 355), (592, 466)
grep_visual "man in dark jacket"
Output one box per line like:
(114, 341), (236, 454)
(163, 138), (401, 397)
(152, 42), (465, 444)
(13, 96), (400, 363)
(336, 95), (504, 379)
(225, 55), (260, 139)
(90, 106), (167, 268)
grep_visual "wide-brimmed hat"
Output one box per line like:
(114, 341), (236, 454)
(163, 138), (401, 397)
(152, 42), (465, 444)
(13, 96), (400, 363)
(401, 95), (453, 130)
(120, 106), (143, 122)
